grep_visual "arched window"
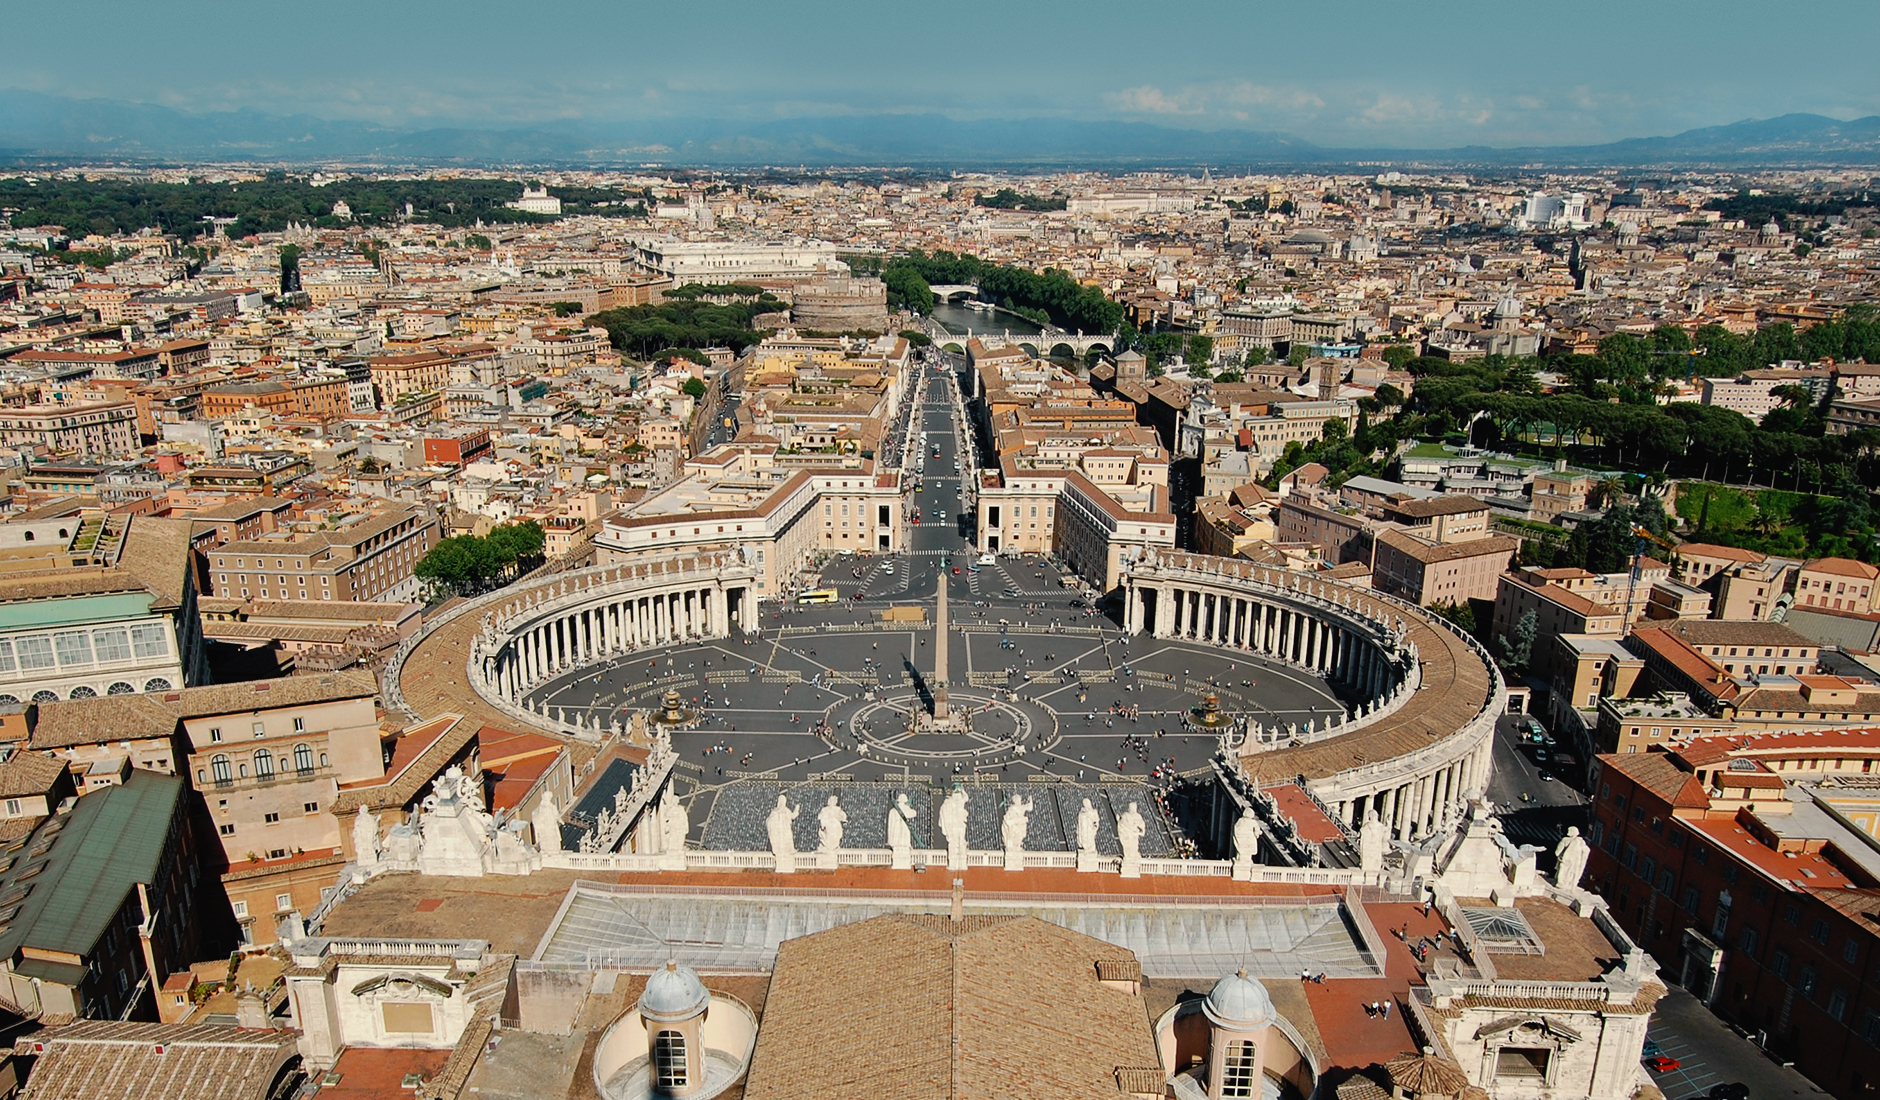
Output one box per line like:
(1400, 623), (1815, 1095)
(107, 682), (135, 695)
(67, 686), (97, 699)
(211, 755), (232, 784)
(1219, 1039), (1257, 1098)
(144, 678), (173, 693)
(253, 749), (274, 780)
(653, 1030), (688, 1090)
(30, 691), (56, 704)
(293, 743), (314, 775)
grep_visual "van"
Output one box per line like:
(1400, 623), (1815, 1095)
(977, 553), (996, 565)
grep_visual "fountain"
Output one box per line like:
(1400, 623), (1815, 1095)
(1190, 692), (1234, 730)
(651, 689), (699, 728)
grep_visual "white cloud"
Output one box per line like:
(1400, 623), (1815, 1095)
(1105, 86), (1202, 115)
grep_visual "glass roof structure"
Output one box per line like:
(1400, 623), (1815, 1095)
(534, 883), (1377, 979)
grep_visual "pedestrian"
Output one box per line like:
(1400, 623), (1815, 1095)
(1381, 1001), (1391, 1019)
(1301, 968), (1310, 982)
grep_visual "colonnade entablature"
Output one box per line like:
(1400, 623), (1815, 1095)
(1118, 550), (1505, 844)
(377, 552), (762, 743)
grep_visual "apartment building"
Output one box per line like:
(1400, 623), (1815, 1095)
(206, 504), (439, 604)
(367, 350), (453, 408)
(1372, 529), (1517, 606)
(1492, 569), (1628, 680)
(0, 401), (139, 459)
(596, 464), (903, 593)
(1588, 739), (1880, 1100)
(1052, 472), (1177, 591)
(1795, 557), (1879, 615)
(34, 672), (385, 946)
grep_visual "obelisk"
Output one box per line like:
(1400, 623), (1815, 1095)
(932, 572), (950, 723)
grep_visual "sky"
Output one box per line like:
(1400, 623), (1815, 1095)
(10, 0), (1880, 148)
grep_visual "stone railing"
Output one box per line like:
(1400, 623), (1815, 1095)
(540, 845), (1374, 885)
(1438, 977), (1616, 1003)
(321, 937), (487, 959)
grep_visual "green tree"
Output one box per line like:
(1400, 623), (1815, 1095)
(1501, 608), (1538, 671)
(1287, 345), (1310, 368)
(681, 377), (708, 399)
(415, 535), (502, 595)
(1432, 600), (1476, 634)
(487, 520), (546, 566)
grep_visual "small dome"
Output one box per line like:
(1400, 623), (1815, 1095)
(1494, 293), (1522, 320)
(1205, 969), (1276, 1029)
(640, 960), (710, 1022)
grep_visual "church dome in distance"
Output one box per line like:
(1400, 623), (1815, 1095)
(1494, 292), (1523, 320)
(640, 959), (710, 1022)
(1204, 969), (1276, 1029)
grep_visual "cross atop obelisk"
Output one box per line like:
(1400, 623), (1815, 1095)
(932, 572), (950, 723)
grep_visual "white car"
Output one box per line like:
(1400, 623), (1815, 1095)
(977, 553), (996, 565)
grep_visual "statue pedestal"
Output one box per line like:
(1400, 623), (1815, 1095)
(1231, 857), (1254, 882)
(1076, 851), (1099, 874)
(657, 851), (688, 872)
(1118, 856), (1142, 879)
(891, 847), (913, 870)
(1003, 848), (1024, 871)
(946, 847), (967, 872)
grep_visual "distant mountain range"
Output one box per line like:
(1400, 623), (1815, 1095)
(2, 89), (1877, 168)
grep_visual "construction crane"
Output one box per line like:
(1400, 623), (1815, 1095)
(1621, 523), (1680, 625)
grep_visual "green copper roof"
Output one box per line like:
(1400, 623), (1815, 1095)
(0, 771), (181, 962)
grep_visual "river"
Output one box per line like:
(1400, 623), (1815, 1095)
(926, 300), (1045, 337)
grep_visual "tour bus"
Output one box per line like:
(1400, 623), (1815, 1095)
(797, 588), (839, 605)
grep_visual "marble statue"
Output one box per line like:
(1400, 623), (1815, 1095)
(817, 795), (848, 853)
(766, 795), (799, 874)
(939, 789), (970, 871)
(1074, 799), (1100, 853)
(1001, 794), (1033, 869)
(1117, 801), (1146, 877)
(1231, 808), (1258, 880)
(352, 806), (379, 868)
(530, 791), (561, 854)
(660, 790), (688, 854)
(888, 793), (915, 869)
(1554, 826), (1590, 891)
(1359, 810), (1387, 874)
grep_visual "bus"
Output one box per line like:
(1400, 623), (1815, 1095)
(797, 588), (839, 605)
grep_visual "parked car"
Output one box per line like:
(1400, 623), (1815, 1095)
(1643, 1055), (1681, 1073)
(1641, 1040), (1663, 1057)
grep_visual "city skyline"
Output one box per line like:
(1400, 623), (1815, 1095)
(5, 0), (1879, 152)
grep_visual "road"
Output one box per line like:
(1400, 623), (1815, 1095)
(1485, 712), (1589, 854)
(1646, 985), (1825, 1100)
